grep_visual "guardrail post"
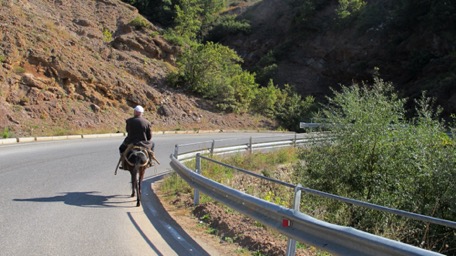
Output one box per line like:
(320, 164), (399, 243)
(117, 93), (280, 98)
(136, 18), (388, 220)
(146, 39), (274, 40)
(194, 153), (201, 206)
(174, 144), (179, 158)
(286, 184), (302, 256)
(293, 133), (297, 147)
(210, 140), (215, 157)
(249, 137), (253, 154)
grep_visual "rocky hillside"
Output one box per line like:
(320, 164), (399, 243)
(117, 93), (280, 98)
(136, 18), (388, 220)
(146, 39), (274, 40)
(221, 0), (456, 117)
(0, 0), (274, 137)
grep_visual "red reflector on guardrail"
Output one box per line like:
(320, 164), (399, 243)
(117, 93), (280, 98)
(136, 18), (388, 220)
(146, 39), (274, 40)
(282, 218), (291, 227)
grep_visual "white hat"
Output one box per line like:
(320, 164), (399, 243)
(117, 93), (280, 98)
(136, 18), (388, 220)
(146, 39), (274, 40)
(134, 105), (144, 113)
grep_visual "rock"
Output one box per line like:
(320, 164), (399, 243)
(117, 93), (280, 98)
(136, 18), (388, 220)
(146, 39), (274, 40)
(90, 103), (100, 113)
(21, 73), (43, 89)
(7, 114), (20, 124)
(73, 19), (92, 27)
(158, 105), (173, 117)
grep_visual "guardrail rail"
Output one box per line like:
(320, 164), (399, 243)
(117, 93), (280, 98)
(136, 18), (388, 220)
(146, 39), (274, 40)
(169, 133), (455, 256)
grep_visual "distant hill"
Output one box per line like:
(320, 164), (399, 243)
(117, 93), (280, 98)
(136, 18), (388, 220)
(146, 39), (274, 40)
(0, 0), (274, 137)
(219, 0), (456, 118)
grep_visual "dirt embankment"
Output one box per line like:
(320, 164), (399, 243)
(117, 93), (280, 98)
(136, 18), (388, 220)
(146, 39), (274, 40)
(156, 164), (317, 256)
(0, 0), (275, 137)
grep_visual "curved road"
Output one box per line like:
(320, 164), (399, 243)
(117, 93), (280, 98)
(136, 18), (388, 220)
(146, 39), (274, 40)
(0, 132), (277, 256)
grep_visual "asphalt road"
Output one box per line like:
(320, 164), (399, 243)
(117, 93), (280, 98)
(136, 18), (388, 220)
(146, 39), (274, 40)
(0, 132), (277, 256)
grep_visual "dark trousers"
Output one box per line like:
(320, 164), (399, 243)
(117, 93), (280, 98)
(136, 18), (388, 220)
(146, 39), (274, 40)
(119, 143), (128, 154)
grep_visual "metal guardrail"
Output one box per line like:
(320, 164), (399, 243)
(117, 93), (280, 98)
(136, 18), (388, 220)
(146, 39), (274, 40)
(195, 155), (456, 230)
(173, 133), (331, 161)
(169, 134), (452, 256)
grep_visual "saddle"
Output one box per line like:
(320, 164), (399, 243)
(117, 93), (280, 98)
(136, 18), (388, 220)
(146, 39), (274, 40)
(119, 143), (159, 170)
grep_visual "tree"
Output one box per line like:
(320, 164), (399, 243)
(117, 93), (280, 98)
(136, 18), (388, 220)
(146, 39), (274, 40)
(174, 0), (203, 40)
(275, 84), (315, 131)
(122, 0), (225, 39)
(170, 42), (258, 113)
(251, 80), (280, 118)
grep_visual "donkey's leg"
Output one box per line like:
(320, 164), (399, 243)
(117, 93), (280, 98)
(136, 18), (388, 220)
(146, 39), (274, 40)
(136, 168), (145, 207)
(136, 179), (141, 207)
(130, 169), (136, 197)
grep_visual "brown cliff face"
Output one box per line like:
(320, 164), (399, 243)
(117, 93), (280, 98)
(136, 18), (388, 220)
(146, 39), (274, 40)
(221, 0), (456, 117)
(0, 0), (274, 137)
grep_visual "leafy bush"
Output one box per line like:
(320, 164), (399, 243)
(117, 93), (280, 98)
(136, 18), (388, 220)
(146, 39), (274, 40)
(169, 41), (257, 113)
(294, 78), (456, 253)
(13, 66), (25, 74)
(173, 0), (203, 40)
(160, 173), (192, 195)
(291, 0), (331, 22)
(274, 84), (316, 131)
(102, 28), (113, 42)
(254, 50), (278, 86)
(336, 0), (366, 19)
(2, 127), (11, 138)
(251, 81), (316, 131)
(205, 15), (251, 42)
(251, 80), (280, 118)
(129, 15), (150, 30)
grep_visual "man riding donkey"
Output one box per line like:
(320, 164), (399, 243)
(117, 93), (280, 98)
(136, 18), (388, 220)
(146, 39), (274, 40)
(117, 105), (157, 170)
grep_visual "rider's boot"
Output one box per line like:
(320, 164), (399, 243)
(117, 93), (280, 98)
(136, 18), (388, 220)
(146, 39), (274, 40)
(119, 154), (125, 170)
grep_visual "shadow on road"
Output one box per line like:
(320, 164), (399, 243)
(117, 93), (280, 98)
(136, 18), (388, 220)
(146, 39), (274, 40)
(137, 174), (211, 256)
(13, 191), (134, 208)
(127, 211), (165, 256)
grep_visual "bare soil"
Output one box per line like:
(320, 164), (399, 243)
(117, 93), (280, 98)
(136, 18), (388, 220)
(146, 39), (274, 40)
(154, 168), (317, 256)
(0, 0), (276, 138)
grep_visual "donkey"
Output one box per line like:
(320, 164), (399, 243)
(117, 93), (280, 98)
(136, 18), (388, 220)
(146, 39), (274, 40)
(124, 146), (150, 207)
(115, 143), (159, 207)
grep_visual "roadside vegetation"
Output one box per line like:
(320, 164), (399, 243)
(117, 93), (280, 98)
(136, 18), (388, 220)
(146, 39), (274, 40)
(161, 76), (456, 255)
(159, 147), (315, 255)
(296, 77), (456, 254)
(162, 147), (299, 207)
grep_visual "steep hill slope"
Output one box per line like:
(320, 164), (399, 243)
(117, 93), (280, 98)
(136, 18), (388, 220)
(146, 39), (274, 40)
(221, 0), (456, 117)
(0, 0), (273, 137)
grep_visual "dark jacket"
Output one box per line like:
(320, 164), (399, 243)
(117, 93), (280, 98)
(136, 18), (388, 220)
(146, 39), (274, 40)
(122, 116), (153, 149)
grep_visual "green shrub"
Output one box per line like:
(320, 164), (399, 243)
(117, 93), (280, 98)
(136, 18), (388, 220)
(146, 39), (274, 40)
(173, 0), (203, 41)
(295, 77), (456, 253)
(129, 15), (150, 30)
(102, 28), (113, 42)
(162, 29), (187, 46)
(336, 0), (366, 19)
(205, 15), (251, 41)
(169, 41), (258, 113)
(254, 51), (278, 85)
(251, 81), (316, 131)
(274, 84), (316, 131)
(2, 127), (10, 138)
(13, 66), (25, 74)
(161, 173), (192, 195)
(2, 127), (17, 138)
